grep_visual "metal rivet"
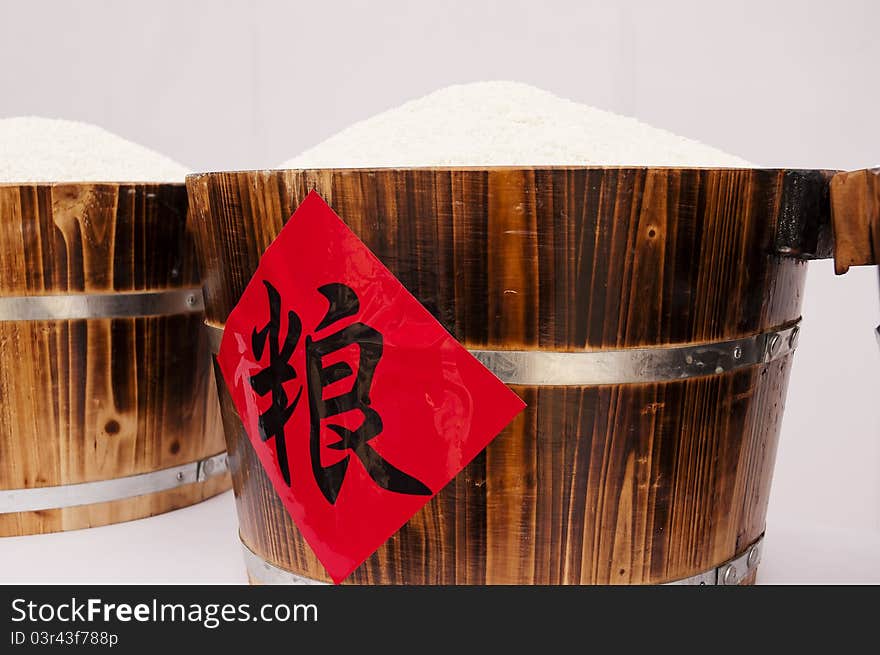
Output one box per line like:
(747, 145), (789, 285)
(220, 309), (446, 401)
(202, 459), (214, 476)
(733, 345), (742, 360)
(720, 564), (737, 585)
(768, 334), (781, 356)
(176, 471), (185, 482)
(685, 354), (693, 364)
(788, 326), (800, 350)
(185, 293), (198, 307)
(747, 546), (760, 569)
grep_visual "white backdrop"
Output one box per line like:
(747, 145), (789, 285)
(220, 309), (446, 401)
(0, 0), (877, 583)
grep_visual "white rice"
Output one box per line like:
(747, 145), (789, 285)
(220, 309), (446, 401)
(0, 117), (190, 183)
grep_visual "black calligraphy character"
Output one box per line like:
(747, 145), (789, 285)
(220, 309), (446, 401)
(306, 283), (432, 504)
(250, 280), (303, 486)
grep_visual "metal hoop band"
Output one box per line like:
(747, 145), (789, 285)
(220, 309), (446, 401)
(240, 533), (763, 586)
(667, 536), (763, 585)
(0, 452), (228, 514)
(204, 322), (799, 385)
(0, 288), (205, 322)
(241, 540), (329, 585)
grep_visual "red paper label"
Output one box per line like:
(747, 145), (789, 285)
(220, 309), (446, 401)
(217, 191), (525, 583)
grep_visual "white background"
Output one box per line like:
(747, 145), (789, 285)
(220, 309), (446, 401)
(0, 0), (877, 583)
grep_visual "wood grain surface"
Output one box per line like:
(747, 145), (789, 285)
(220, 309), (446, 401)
(0, 183), (228, 537)
(188, 167), (817, 584)
(830, 167), (880, 274)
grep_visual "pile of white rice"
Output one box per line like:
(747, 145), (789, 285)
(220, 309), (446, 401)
(282, 81), (752, 169)
(0, 117), (189, 183)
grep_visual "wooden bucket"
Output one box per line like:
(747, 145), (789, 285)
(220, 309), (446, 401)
(188, 167), (832, 585)
(0, 182), (229, 536)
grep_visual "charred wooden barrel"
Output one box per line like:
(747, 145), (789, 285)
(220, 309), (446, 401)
(0, 182), (229, 536)
(188, 167), (829, 584)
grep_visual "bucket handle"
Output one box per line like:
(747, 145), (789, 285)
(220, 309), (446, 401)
(830, 167), (880, 275)
(830, 167), (880, 345)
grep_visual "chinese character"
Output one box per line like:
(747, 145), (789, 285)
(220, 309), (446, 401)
(248, 280), (431, 504)
(306, 283), (431, 504)
(249, 280), (303, 486)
